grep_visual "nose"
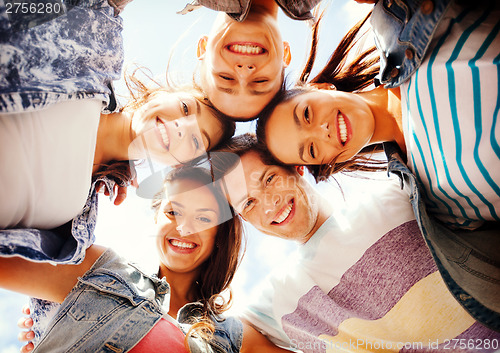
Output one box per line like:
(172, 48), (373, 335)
(172, 119), (185, 139)
(176, 222), (193, 237)
(234, 63), (256, 79)
(264, 193), (281, 216)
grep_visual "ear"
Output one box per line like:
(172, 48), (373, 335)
(295, 165), (305, 176)
(282, 41), (291, 68)
(197, 36), (208, 60)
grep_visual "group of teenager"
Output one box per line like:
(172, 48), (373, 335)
(0, 0), (499, 352)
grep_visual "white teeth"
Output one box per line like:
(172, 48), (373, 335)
(230, 44), (263, 54)
(157, 120), (170, 148)
(274, 202), (293, 224)
(170, 239), (195, 249)
(338, 113), (347, 143)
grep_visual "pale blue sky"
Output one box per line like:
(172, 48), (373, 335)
(0, 1), (372, 351)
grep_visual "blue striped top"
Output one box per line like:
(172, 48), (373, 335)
(401, 1), (500, 229)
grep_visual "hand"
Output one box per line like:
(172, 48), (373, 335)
(17, 305), (34, 353)
(96, 176), (137, 206)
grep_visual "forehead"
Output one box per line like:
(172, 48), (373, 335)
(200, 65), (284, 120)
(222, 151), (298, 206)
(164, 179), (219, 209)
(210, 89), (279, 119)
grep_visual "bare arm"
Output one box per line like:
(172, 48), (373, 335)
(0, 245), (106, 303)
(241, 320), (292, 353)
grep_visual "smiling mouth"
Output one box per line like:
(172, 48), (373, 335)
(226, 43), (266, 55)
(156, 118), (170, 150)
(337, 111), (349, 146)
(169, 239), (196, 249)
(272, 199), (294, 225)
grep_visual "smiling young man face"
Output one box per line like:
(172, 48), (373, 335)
(197, 2), (291, 121)
(221, 149), (331, 243)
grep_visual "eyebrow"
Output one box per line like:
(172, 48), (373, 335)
(171, 201), (216, 214)
(217, 86), (236, 95)
(293, 103), (308, 163)
(201, 129), (211, 150)
(216, 86), (274, 96)
(195, 99), (201, 115)
(170, 201), (185, 209)
(196, 208), (217, 214)
(231, 167), (268, 211)
(249, 87), (275, 96)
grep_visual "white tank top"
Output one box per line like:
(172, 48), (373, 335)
(0, 99), (101, 229)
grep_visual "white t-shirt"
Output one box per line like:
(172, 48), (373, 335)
(243, 177), (499, 352)
(0, 99), (101, 229)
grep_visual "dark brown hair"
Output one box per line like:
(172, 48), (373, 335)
(151, 164), (244, 347)
(210, 133), (296, 181)
(256, 12), (387, 182)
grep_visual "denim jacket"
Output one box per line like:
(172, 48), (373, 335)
(371, 0), (452, 87)
(0, 0), (123, 112)
(31, 249), (243, 353)
(0, 176), (118, 264)
(384, 142), (500, 332)
(176, 0), (320, 22)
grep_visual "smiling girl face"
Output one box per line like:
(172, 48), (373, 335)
(198, 9), (290, 120)
(129, 91), (224, 165)
(264, 89), (375, 166)
(155, 178), (220, 275)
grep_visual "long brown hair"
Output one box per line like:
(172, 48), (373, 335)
(151, 164), (244, 347)
(256, 12), (386, 182)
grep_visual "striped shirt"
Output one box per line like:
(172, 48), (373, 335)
(401, 1), (500, 229)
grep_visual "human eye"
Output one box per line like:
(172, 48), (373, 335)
(219, 74), (234, 81)
(309, 143), (316, 159)
(180, 101), (189, 115)
(304, 106), (311, 123)
(243, 198), (254, 210)
(192, 135), (200, 150)
(164, 208), (180, 218)
(265, 174), (275, 186)
(197, 215), (214, 224)
(254, 78), (269, 84)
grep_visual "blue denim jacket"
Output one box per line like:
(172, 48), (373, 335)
(0, 176), (116, 264)
(371, 0), (452, 87)
(0, 0), (123, 112)
(384, 142), (500, 332)
(176, 0), (320, 22)
(32, 249), (243, 353)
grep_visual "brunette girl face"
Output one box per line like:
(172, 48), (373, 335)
(264, 89), (375, 166)
(130, 91), (224, 165)
(155, 178), (221, 274)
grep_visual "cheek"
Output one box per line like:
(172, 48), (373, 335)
(200, 230), (217, 258)
(155, 216), (175, 237)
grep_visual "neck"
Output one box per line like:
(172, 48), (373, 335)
(93, 112), (134, 172)
(158, 265), (199, 319)
(302, 192), (333, 244)
(357, 86), (405, 153)
(250, 0), (278, 18)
